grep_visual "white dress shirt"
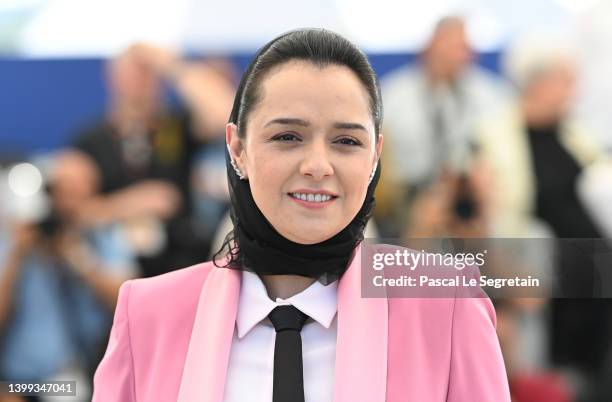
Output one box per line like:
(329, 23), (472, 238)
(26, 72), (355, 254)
(223, 270), (338, 402)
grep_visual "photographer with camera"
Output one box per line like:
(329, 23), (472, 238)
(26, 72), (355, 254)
(0, 151), (137, 401)
(72, 44), (235, 278)
(374, 16), (510, 238)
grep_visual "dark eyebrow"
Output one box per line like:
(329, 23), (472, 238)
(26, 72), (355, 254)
(264, 118), (310, 128)
(333, 122), (368, 133)
(264, 118), (368, 133)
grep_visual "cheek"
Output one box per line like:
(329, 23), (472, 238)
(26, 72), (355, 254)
(339, 163), (371, 211)
(247, 154), (287, 208)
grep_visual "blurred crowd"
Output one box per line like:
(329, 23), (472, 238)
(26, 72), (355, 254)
(0, 44), (236, 402)
(2, 15), (612, 402)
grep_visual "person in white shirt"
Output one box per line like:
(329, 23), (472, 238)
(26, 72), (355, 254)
(377, 16), (510, 237)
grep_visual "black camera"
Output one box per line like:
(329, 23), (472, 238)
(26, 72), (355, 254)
(35, 183), (65, 238)
(453, 173), (478, 221)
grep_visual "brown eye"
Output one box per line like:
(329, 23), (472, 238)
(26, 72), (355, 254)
(335, 137), (361, 146)
(273, 133), (302, 142)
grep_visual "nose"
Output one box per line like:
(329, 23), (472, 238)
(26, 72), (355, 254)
(299, 139), (334, 181)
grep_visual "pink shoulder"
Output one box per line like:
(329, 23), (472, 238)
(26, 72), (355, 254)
(129, 261), (215, 298)
(122, 261), (216, 331)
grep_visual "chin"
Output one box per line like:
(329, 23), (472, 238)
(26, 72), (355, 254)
(291, 234), (330, 245)
(286, 225), (344, 245)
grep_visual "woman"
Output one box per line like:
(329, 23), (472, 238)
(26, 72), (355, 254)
(92, 28), (510, 402)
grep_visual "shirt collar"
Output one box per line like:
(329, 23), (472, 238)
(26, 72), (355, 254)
(236, 270), (338, 339)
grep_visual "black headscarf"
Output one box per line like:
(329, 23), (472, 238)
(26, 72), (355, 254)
(216, 30), (382, 284)
(223, 148), (380, 284)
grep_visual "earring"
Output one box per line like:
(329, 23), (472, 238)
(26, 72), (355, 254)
(368, 161), (378, 184)
(227, 144), (247, 180)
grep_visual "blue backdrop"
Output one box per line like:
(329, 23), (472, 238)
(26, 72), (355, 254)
(0, 52), (501, 157)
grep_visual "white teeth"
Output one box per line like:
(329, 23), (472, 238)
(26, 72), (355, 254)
(291, 193), (333, 202)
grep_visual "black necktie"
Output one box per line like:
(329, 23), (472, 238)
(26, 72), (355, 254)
(268, 305), (309, 402)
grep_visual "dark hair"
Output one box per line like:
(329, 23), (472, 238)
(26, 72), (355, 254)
(228, 28), (383, 138)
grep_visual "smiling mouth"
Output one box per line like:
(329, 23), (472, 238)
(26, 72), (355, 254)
(288, 192), (338, 203)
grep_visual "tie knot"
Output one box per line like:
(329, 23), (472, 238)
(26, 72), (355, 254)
(268, 305), (308, 332)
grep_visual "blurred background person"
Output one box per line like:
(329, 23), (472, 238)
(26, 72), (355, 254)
(72, 44), (235, 278)
(575, 0), (612, 152)
(0, 151), (137, 402)
(376, 15), (510, 237)
(480, 33), (608, 238)
(479, 32), (612, 402)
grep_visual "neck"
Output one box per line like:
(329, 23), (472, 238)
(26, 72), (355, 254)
(259, 274), (317, 300)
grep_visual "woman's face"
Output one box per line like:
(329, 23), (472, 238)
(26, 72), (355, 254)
(227, 61), (382, 244)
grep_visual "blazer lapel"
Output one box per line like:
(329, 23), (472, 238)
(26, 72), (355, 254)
(177, 243), (388, 402)
(333, 244), (388, 402)
(177, 266), (241, 402)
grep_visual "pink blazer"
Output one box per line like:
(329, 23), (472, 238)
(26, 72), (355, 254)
(92, 244), (511, 402)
